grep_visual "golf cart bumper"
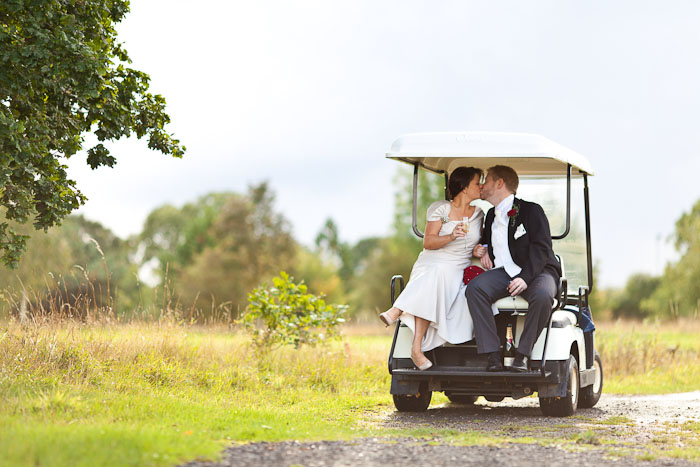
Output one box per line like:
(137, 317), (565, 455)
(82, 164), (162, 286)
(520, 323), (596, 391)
(390, 359), (570, 399)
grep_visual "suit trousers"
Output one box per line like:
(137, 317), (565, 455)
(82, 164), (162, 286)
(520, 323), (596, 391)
(466, 267), (557, 356)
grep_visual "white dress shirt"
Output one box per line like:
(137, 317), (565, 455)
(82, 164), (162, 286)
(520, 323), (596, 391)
(492, 194), (522, 278)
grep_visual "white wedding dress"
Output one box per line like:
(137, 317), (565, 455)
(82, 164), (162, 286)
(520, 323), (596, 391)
(394, 200), (483, 352)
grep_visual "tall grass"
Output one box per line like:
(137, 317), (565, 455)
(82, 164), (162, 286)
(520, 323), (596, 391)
(596, 319), (700, 394)
(0, 264), (237, 326)
(0, 319), (387, 394)
(0, 314), (391, 466)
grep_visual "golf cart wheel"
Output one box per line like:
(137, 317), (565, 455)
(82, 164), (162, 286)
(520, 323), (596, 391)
(484, 396), (504, 402)
(578, 351), (603, 408)
(445, 392), (478, 405)
(539, 355), (579, 417)
(393, 383), (431, 412)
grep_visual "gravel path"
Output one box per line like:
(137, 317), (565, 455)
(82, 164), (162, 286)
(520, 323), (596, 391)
(180, 392), (700, 467)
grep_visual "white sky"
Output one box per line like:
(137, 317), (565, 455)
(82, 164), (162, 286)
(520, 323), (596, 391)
(65, 0), (700, 288)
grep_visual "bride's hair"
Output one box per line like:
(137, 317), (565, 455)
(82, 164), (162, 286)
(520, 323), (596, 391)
(448, 167), (483, 200)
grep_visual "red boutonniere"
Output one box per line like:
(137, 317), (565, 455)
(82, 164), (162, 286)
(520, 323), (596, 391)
(508, 204), (520, 226)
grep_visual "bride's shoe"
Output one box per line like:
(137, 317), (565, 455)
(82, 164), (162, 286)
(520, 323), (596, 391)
(379, 309), (400, 327)
(415, 359), (433, 371)
(411, 352), (433, 371)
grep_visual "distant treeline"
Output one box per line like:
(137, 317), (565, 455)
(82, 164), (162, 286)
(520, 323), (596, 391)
(1, 169), (699, 322)
(0, 169), (441, 322)
(597, 199), (700, 320)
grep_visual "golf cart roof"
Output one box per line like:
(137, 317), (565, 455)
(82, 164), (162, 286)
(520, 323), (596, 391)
(386, 131), (594, 176)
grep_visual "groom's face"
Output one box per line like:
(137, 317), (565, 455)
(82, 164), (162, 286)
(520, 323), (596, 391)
(480, 174), (495, 201)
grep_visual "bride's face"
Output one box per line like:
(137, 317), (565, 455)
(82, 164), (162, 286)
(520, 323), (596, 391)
(464, 174), (482, 199)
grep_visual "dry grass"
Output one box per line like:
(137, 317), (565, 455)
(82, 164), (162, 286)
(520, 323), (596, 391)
(0, 319), (386, 395)
(596, 318), (700, 393)
(597, 319), (700, 373)
(0, 316), (390, 466)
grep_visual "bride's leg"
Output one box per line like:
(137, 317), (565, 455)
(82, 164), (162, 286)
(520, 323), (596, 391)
(411, 317), (431, 368)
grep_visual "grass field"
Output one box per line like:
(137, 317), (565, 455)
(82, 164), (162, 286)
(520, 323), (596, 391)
(1, 318), (699, 466)
(597, 319), (700, 393)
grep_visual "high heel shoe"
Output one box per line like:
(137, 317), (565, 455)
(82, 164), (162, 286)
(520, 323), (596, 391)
(379, 309), (399, 327)
(412, 356), (433, 371)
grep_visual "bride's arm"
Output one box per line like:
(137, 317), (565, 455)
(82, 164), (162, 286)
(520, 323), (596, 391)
(423, 220), (464, 250)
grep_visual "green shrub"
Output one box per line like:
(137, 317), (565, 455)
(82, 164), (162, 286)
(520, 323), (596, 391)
(242, 271), (347, 349)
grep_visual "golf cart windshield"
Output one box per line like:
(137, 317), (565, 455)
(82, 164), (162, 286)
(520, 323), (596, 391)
(517, 175), (589, 297)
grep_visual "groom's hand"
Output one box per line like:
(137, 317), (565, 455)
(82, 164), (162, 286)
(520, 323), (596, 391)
(508, 278), (527, 296)
(480, 253), (493, 270)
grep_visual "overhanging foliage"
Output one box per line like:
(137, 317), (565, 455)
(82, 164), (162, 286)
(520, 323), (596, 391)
(0, 0), (184, 267)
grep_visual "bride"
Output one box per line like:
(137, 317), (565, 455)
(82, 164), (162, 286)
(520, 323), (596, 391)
(379, 167), (484, 370)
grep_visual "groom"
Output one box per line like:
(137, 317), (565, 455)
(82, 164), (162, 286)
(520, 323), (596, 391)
(467, 165), (561, 372)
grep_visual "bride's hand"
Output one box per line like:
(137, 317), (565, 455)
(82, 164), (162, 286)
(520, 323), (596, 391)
(451, 223), (466, 240)
(473, 244), (486, 258)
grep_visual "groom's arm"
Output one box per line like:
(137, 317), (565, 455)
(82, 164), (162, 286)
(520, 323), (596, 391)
(479, 209), (493, 254)
(515, 203), (554, 285)
(479, 209), (494, 269)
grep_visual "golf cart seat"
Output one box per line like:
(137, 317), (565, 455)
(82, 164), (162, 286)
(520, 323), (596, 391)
(494, 292), (575, 329)
(488, 253), (566, 312)
(494, 295), (529, 310)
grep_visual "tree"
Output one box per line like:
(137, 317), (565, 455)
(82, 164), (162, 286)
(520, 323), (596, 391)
(138, 183), (297, 319)
(644, 199), (700, 318)
(315, 217), (359, 283)
(293, 246), (345, 304)
(138, 193), (233, 283)
(0, 0), (184, 267)
(0, 214), (139, 318)
(610, 273), (660, 319)
(177, 184), (297, 317)
(349, 236), (419, 316)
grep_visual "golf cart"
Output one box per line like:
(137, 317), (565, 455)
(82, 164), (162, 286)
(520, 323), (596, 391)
(385, 131), (602, 417)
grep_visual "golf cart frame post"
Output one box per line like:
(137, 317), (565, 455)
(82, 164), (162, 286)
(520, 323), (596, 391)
(385, 131), (601, 416)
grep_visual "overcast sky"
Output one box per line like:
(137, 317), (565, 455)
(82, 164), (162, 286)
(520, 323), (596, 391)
(65, 1), (700, 288)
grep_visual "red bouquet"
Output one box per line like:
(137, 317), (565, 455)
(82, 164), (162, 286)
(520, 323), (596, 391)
(463, 265), (485, 285)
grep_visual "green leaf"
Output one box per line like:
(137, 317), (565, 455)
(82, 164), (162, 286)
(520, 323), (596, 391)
(0, 0), (184, 266)
(242, 271), (347, 350)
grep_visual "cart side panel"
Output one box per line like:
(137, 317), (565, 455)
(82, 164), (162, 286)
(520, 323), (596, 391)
(392, 325), (413, 359)
(529, 322), (584, 363)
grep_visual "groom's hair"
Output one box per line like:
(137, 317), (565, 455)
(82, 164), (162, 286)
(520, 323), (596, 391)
(488, 165), (519, 194)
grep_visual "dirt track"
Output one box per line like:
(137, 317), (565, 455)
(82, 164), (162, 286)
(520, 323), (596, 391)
(181, 392), (700, 467)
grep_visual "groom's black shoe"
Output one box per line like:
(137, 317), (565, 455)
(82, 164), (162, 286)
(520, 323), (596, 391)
(510, 352), (529, 373)
(486, 351), (504, 372)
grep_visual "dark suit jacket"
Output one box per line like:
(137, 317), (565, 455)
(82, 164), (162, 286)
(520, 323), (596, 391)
(480, 197), (561, 285)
